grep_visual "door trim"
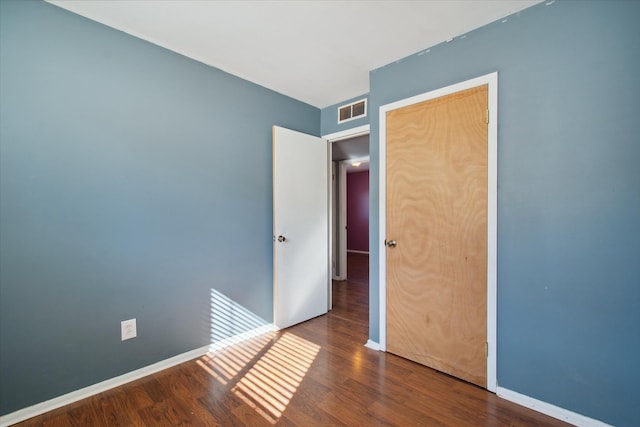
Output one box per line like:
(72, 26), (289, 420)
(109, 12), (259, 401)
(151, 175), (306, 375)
(378, 73), (498, 392)
(323, 125), (371, 288)
(337, 160), (348, 280)
(323, 124), (370, 142)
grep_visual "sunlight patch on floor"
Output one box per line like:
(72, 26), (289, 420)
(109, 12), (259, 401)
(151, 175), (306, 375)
(232, 332), (320, 422)
(198, 332), (320, 423)
(199, 288), (320, 423)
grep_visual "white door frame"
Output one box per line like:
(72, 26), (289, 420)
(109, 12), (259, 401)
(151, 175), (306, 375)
(337, 160), (347, 280)
(331, 161), (340, 280)
(323, 125), (370, 296)
(378, 73), (498, 392)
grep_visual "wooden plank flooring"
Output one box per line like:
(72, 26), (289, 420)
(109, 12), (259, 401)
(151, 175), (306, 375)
(13, 256), (568, 426)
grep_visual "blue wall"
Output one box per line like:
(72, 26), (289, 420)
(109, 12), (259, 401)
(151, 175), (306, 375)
(3, 0), (639, 424)
(0, 0), (318, 415)
(367, 1), (640, 425)
(320, 93), (369, 136)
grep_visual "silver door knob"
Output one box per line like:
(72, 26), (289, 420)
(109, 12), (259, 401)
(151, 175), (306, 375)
(277, 235), (287, 242)
(385, 239), (397, 248)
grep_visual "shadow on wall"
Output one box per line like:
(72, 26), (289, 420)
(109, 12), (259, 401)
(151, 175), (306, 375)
(209, 289), (274, 350)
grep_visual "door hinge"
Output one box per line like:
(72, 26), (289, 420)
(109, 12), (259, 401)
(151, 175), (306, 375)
(486, 342), (489, 358)
(485, 109), (490, 124)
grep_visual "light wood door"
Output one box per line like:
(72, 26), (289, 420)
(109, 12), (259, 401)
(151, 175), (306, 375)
(273, 126), (329, 330)
(386, 85), (488, 387)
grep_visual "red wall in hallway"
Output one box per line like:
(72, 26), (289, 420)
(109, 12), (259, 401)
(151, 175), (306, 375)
(347, 171), (369, 252)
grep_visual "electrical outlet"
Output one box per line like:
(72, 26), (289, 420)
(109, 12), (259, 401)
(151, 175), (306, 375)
(121, 318), (137, 341)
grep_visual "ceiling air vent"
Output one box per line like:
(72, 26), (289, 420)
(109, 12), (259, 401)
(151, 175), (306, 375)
(338, 99), (367, 124)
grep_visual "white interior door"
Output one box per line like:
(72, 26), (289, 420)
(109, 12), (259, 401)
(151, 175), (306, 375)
(273, 126), (329, 330)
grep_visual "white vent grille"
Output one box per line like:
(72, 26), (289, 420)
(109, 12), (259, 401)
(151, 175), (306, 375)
(338, 99), (367, 124)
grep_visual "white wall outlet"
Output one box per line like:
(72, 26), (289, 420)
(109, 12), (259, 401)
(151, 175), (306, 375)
(121, 318), (137, 341)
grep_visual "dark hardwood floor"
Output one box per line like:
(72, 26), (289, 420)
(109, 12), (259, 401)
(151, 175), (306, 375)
(13, 254), (568, 426)
(345, 252), (369, 285)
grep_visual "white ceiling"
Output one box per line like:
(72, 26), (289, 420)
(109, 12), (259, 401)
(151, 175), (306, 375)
(332, 134), (369, 161)
(47, 0), (542, 108)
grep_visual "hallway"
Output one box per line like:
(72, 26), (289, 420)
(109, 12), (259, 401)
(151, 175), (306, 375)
(330, 252), (369, 328)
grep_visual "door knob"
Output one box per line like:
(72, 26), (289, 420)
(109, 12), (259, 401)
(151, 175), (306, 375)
(277, 235), (287, 242)
(385, 239), (397, 248)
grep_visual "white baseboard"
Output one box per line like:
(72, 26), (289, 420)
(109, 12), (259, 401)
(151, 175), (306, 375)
(0, 324), (276, 427)
(496, 387), (611, 427)
(347, 250), (369, 255)
(0, 345), (209, 427)
(208, 324), (277, 351)
(364, 339), (381, 351)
